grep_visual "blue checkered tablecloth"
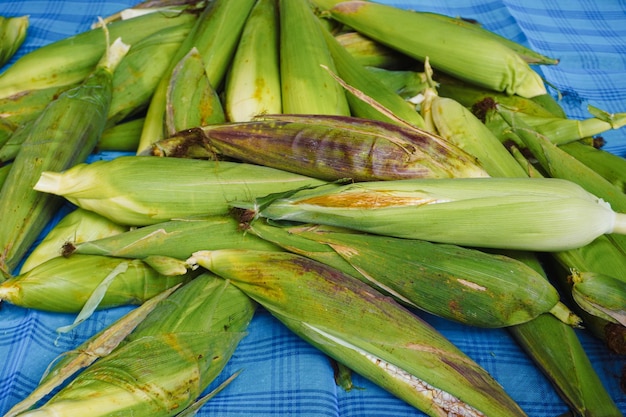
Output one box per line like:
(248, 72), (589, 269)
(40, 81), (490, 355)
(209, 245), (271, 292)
(0, 1), (625, 416)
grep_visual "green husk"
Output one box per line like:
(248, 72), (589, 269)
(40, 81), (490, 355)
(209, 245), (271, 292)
(0, 116), (33, 163)
(0, 15), (28, 67)
(429, 95), (528, 178)
(0, 10), (195, 98)
(67, 214), (282, 260)
(0, 36), (129, 279)
(279, 0), (351, 115)
(165, 46), (225, 136)
(414, 11), (558, 66)
(503, 251), (624, 417)
(33, 156), (326, 226)
(223, 0), (282, 122)
(0, 84), (75, 143)
(246, 176), (626, 252)
(108, 22), (193, 124)
(3, 285), (179, 417)
(320, 21), (426, 128)
(0, 253), (196, 312)
(0, 161), (9, 189)
(97, 117), (144, 152)
(334, 30), (414, 69)
(190, 249), (528, 417)
(137, 0), (256, 151)
(246, 220), (578, 327)
(20, 208), (128, 273)
(497, 105), (626, 258)
(560, 141), (626, 193)
(570, 271), (626, 326)
(365, 67), (429, 100)
(316, 1), (547, 98)
(489, 104), (626, 146)
(17, 274), (255, 417)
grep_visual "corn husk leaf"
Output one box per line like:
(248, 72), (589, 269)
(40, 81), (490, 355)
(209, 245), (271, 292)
(33, 156), (326, 226)
(3, 285), (179, 417)
(67, 214), (281, 259)
(245, 177), (626, 252)
(189, 249), (528, 417)
(0, 254), (195, 312)
(149, 114), (488, 181)
(20, 208), (128, 273)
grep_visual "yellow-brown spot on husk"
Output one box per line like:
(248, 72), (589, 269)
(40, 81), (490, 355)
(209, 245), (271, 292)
(298, 192), (437, 208)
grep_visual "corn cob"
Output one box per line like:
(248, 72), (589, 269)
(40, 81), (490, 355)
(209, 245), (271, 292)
(247, 220), (579, 327)
(189, 249), (528, 417)
(495, 133), (626, 348)
(547, 253), (626, 354)
(497, 106), (626, 256)
(428, 95), (528, 178)
(0, 10), (195, 99)
(334, 31), (415, 69)
(108, 22), (193, 124)
(148, 114), (488, 181)
(505, 142), (626, 334)
(0, 15), (28, 67)
(4, 285), (179, 417)
(560, 140), (626, 193)
(502, 251), (625, 417)
(320, 20), (426, 128)
(137, 0), (256, 151)
(446, 88), (626, 412)
(569, 270), (626, 327)
(450, 96), (626, 409)
(422, 12), (558, 66)
(0, 253), (196, 312)
(279, 0), (351, 115)
(497, 107), (626, 256)
(245, 176), (626, 252)
(97, 117), (144, 152)
(0, 36), (129, 279)
(316, 1), (547, 98)
(317, 0), (560, 67)
(20, 208), (128, 274)
(15, 273), (255, 417)
(67, 214), (282, 260)
(164, 47), (225, 136)
(33, 156), (326, 226)
(223, 0), (282, 122)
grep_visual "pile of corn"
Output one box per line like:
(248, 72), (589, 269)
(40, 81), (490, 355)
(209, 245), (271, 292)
(0, 0), (625, 416)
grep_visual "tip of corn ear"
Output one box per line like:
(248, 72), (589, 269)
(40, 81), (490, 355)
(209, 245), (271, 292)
(102, 37), (130, 71)
(33, 171), (62, 195)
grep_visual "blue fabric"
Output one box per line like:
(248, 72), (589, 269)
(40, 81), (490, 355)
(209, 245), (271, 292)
(1, 1), (625, 416)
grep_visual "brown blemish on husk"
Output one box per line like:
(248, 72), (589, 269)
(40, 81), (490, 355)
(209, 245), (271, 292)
(471, 97), (497, 123)
(151, 127), (217, 159)
(605, 322), (626, 354)
(61, 241), (76, 257)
